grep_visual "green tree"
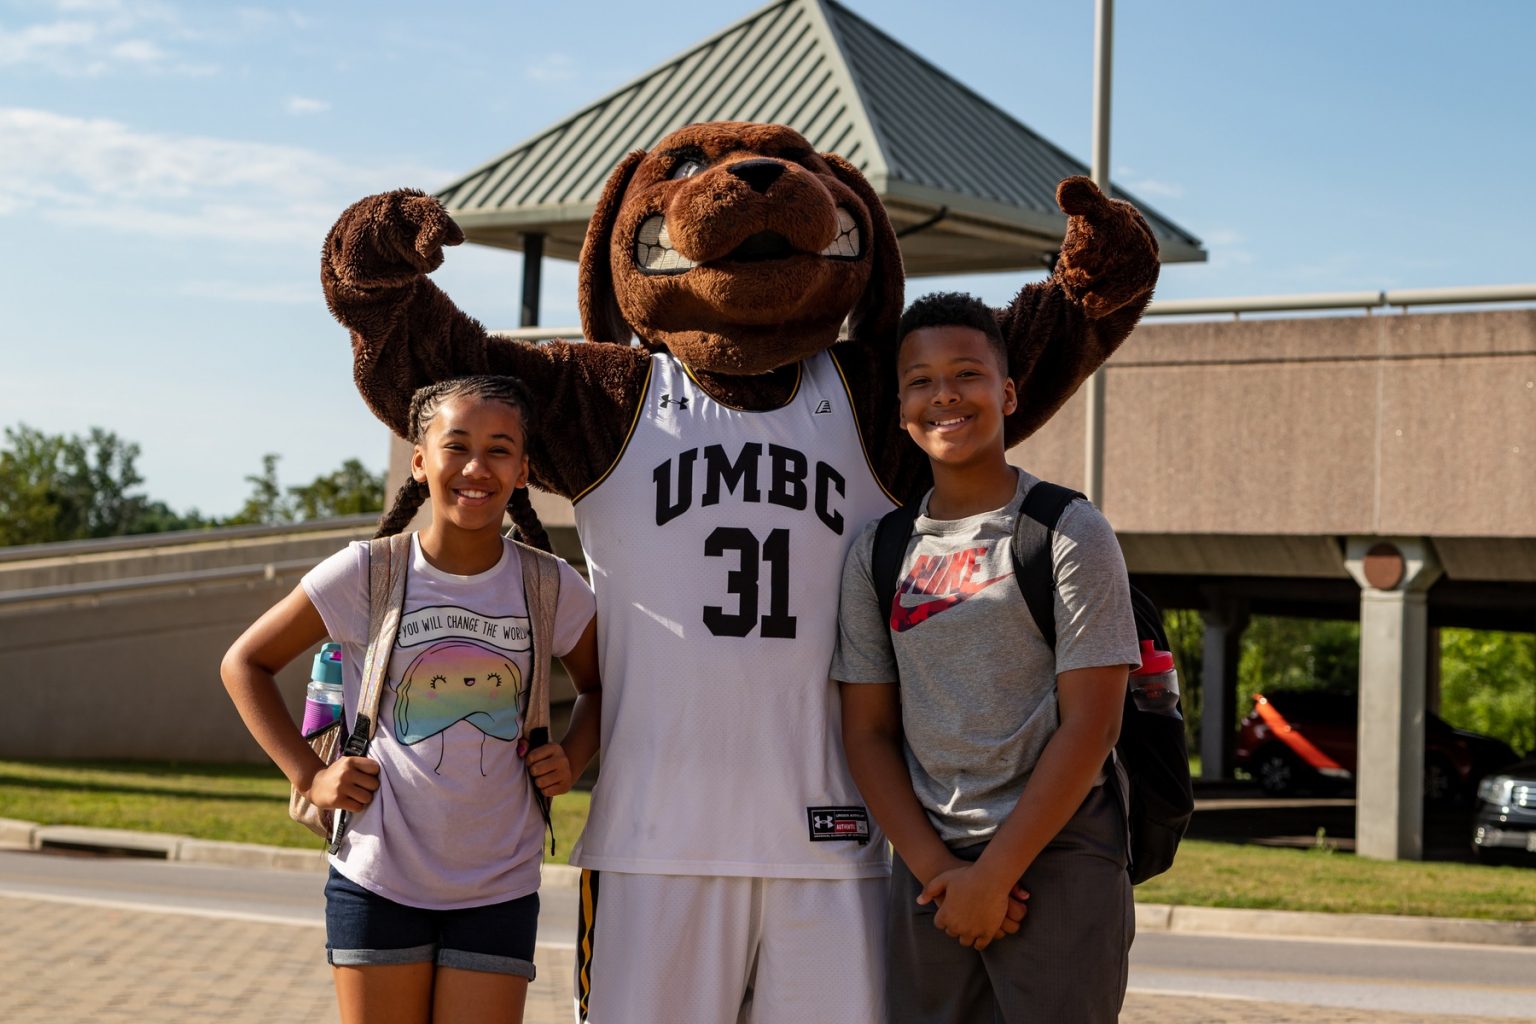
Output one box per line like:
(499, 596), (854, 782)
(0, 425), (68, 545)
(54, 427), (146, 538)
(130, 500), (213, 535)
(226, 453), (294, 526)
(1237, 616), (1359, 721)
(288, 458), (386, 519)
(0, 424), (204, 544)
(1163, 609), (1205, 752)
(226, 454), (385, 526)
(1439, 629), (1536, 755)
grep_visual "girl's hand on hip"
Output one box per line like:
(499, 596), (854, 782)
(305, 756), (380, 812)
(527, 742), (574, 797)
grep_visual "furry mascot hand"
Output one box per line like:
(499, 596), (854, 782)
(323, 189), (465, 297)
(1054, 176), (1160, 319)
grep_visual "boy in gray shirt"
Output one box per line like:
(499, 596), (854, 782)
(832, 292), (1141, 1023)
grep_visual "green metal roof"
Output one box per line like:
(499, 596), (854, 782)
(437, 0), (1205, 274)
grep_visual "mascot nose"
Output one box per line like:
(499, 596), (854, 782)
(728, 159), (785, 194)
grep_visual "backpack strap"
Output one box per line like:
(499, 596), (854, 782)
(328, 530), (411, 853)
(871, 502), (922, 629)
(355, 531), (412, 740)
(1013, 481), (1085, 652)
(516, 539), (563, 854)
(517, 541), (562, 749)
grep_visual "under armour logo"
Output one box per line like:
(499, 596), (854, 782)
(807, 805), (871, 843)
(659, 394), (689, 410)
(813, 400), (832, 415)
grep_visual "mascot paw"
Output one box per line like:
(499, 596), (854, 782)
(1055, 175), (1109, 217)
(323, 189), (464, 291)
(1054, 176), (1159, 319)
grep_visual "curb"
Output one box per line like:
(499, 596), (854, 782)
(1134, 902), (1536, 948)
(0, 818), (583, 887)
(2, 818), (1528, 946)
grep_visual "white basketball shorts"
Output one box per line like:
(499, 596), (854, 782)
(573, 870), (885, 1024)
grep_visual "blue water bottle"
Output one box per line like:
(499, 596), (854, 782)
(301, 642), (344, 737)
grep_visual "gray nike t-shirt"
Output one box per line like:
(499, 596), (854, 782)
(831, 470), (1140, 847)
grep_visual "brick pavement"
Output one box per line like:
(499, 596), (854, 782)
(0, 894), (1517, 1024)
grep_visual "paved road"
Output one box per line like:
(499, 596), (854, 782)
(4, 849), (1533, 1023)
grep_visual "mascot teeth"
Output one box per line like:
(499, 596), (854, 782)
(819, 207), (861, 258)
(635, 215), (698, 274)
(637, 207), (860, 271)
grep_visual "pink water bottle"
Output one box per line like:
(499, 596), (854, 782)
(1130, 639), (1181, 719)
(301, 642), (344, 737)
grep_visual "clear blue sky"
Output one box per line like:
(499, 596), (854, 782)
(3, 0), (1533, 517)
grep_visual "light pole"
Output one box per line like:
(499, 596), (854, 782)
(1084, 0), (1112, 506)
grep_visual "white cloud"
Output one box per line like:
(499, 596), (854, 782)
(1114, 166), (1183, 200)
(1, 0), (203, 75)
(108, 37), (164, 62)
(526, 52), (578, 83)
(1126, 178), (1184, 200)
(286, 95), (330, 115)
(232, 6), (311, 32)
(0, 106), (450, 244)
(0, 19), (98, 67)
(1200, 227), (1255, 270)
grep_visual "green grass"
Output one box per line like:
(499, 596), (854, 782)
(0, 759), (590, 863)
(1136, 838), (1536, 922)
(4, 759), (1535, 920)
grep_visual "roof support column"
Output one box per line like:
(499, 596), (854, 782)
(1083, 0), (1113, 506)
(1345, 538), (1442, 861)
(1199, 592), (1248, 781)
(520, 233), (544, 327)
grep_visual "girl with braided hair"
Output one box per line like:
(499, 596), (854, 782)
(223, 375), (601, 1024)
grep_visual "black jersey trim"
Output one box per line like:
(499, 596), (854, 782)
(679, 358), (802, 412)
(572, 357), (654, 505)
(576, 868), (600, 1021)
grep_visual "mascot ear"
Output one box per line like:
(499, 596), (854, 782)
(821, 153), (903, 346)
(579, 149), (646, 345)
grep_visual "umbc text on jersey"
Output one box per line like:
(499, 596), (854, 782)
(652, 442), (847, 534)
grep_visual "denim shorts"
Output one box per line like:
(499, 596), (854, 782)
(324, 867), (539, 978)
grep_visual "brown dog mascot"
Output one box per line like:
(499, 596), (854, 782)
(323, 120), (1158, 1022)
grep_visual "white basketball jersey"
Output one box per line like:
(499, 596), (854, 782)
(572, 349), (896, 878)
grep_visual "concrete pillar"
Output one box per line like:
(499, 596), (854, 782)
(1199, 595), (1249, 780)
(1345, 537), (1442, 861)
(1426, 627), (1441, 715)
(520, 233), (544, 327)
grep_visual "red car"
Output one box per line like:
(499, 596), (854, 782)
(1233, 690), (1517, 804)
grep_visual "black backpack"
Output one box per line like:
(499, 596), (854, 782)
(870, 480), (1193, 884)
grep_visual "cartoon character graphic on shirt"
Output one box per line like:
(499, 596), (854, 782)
(889, 545), (1011, 633)
(390, 605), (530, 775)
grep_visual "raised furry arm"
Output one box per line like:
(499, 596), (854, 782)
(321, 190), (648, 498)
(998, 177), (1160, 445)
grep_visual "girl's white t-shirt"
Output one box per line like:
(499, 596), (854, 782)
(302, 534), (595, 910)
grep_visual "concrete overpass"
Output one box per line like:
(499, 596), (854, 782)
(3, 299), (1532, 862)
(1020, 303), (1536, 860)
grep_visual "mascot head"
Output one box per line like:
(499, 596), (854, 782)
(578, 121), (904, 375)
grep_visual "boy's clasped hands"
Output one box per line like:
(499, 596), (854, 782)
(917, 857), (1031, 951)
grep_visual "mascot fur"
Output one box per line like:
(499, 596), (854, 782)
(323, 120), (1158, 1017)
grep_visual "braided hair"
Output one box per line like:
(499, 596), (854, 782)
(374, 375), (552, 554)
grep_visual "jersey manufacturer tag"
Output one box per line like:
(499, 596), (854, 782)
(807, 806), (871, 844)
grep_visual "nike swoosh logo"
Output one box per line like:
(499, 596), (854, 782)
(889, 573), (1010, 632)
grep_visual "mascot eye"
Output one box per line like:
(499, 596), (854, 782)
(430, 674), (447, 689)
(670, 158), (705, 180)
(487, 672), (504, 687)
